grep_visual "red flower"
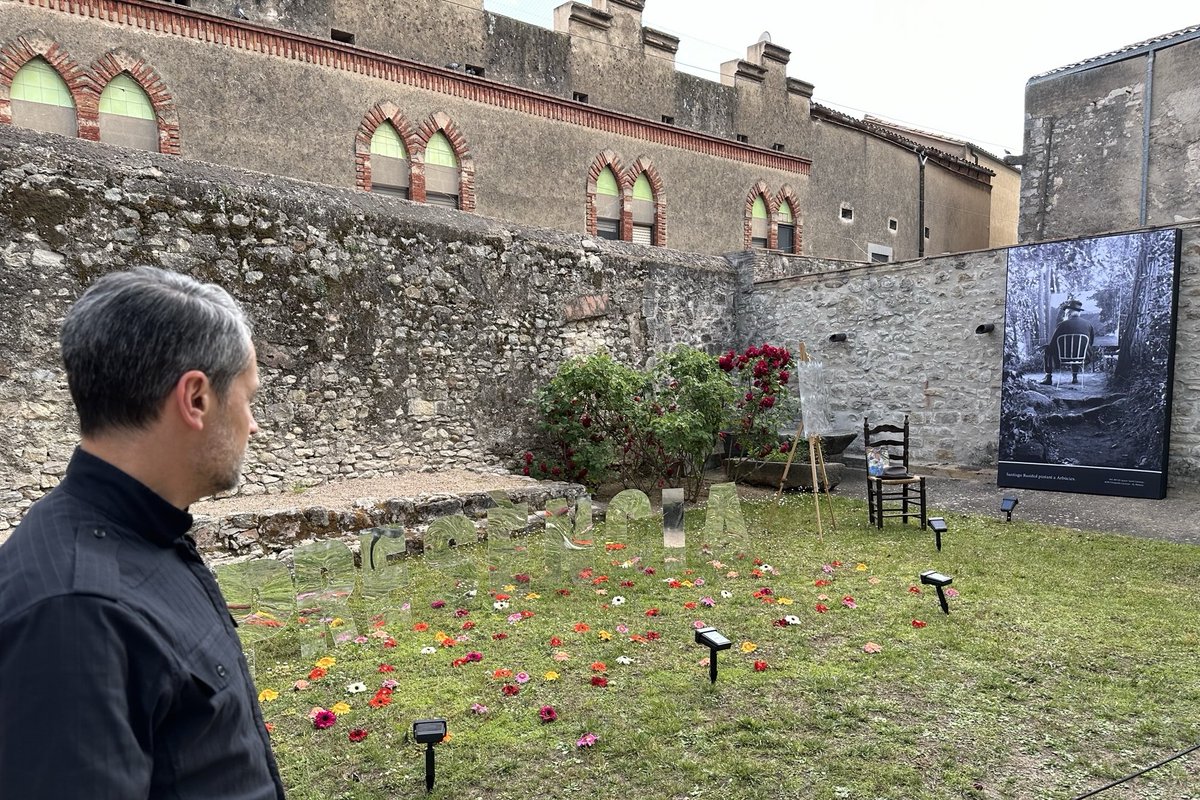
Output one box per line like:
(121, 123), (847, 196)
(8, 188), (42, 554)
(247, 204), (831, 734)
(455, 608), (470, 617)
(759, 395), (775, 409)
(908, 586), (922, 595)
(645, 631), (661, 641)
(383, 638), (397, 648)
(494, 593), (511, 601)
(815, 603), (830, 613)
(264, 722), (275, 734)
(378, 663), (395, 673)
(523, 451), (534, 464)
(431, 600), (446, 609)
(413, 622), (429, 632)
(348, 728), (369, 742)
(754, 660), (768, 672)
(538, 705), (557, 723)
(668, 580), (682, 589)
(620, 580), (635, 588)
(912, 619), (927, 628)
(549, 636), (563, 646)
(683, 602), (697, 610)
(308, 667), (327, 680)
(502, 683), (520, 696)
(773, 618), (789, 627)
(645, 608), (659, 617)
(492, 632), (509, 641)
(591, 676), (608, 688)
(557, 589), (571, 596)
(369, 691), (392, 708)
(643, 567), (655, 575)
(814, 579), (831, 587)
(521, 610), (535, 619)
(451, 658), (467, 668)
(573, 623), (590, 633)
(590, 661), (607, 672)
(462, 620), (476, 630)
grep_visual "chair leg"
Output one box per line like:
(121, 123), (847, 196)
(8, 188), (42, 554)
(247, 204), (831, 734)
(919, 477), (927, 530)
(874, 481), (883, 529)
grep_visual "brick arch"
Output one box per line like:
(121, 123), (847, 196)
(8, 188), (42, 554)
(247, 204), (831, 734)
(585, 149), (626, 239)
(774, 184), (803, 254)
(0, 32), (96, 139)
(744, 180), (773, 249)
(625, 156), (667, 247)
(91, 49), (180, 155)
(354, 102), (420, 193)
(415, 111), (475, 211)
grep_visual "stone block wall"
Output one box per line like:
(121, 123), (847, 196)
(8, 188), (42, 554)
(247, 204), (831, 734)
(0, 126), (736, 532)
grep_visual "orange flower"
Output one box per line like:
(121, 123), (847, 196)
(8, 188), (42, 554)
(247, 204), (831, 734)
(590, 661), (607, 672)
(413, 622), (429, 632)
(308, 667), (327, 680)
(493, 668), (513, 679)
(573, 622), (590, 633)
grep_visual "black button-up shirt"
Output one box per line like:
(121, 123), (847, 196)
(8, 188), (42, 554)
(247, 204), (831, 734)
(0, 448), (286, 799)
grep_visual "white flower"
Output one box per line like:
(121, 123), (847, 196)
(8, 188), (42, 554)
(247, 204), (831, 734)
(610, 596), (626, 606)
(785, 615), (802, 626)
(720, 590), (733, 599)
(346, 682), (367, 693)
(615, 656), (633, 665)
(493, 600), (510, 610)
(421, 646), (437, 655)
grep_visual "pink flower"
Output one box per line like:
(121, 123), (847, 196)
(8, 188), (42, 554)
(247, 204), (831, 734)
(538, 705), (557, 723)
(470, 703), (489, 715)
(842, 596), (857, 609)
(313, 710), (337, 730)
(466, 651), (483, 662)
(431, 600), (446, 609)
(577, 733), (599, 748)
(515, 672), (530, 684)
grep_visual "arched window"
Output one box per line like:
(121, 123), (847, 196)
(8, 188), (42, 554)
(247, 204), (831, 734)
(10, 57), (76, 137)
(750, 195), (769, 248)
(98, 73), (157, 151)
(370, 122), (410, 198)
(424, 130), (460, 208)
(595, 167), (621, 240)
(631, 173), (655, 246)
(777, 201), (795, 253)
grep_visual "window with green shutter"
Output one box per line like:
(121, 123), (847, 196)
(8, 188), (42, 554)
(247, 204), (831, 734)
(595, 167), (620, 240)
(751, 195), (769, 248)
(98, 73), (158, 152)
(370, 123), (410, 198)
(631, 173), (655, 246)
(425, 131), (459, 208)
(777, 201), (795, 253)
(11, 58), (77, 138)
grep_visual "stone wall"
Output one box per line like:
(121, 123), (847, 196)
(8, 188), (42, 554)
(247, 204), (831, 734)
(0, 125), (736, 532)
(740, 228), (1200, 483)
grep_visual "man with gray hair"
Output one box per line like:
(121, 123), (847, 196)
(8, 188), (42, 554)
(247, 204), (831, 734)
(0, 267), (286, 798)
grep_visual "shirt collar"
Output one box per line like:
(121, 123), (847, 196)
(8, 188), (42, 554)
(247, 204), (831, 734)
(58, 447), (194, 547)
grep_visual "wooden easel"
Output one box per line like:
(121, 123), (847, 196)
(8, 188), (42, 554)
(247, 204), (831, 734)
(775, 342), (837, 539)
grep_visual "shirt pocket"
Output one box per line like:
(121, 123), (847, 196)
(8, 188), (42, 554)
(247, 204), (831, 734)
(182, 624), (240, 700)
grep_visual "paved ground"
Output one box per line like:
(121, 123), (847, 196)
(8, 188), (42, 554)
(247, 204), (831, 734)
(834, 466), (1200, 547)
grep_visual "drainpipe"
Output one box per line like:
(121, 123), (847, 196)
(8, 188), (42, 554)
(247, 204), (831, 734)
(1139, 50), (1155, 226)
(917, 147), (928, 257)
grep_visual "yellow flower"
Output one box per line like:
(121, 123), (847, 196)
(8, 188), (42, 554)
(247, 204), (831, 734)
(597, 630), (612, 641)
(525, 592), (541, 600)
(434, 630), (450, 643)
(776, 597), (794, 605)
(329, 618), (344, 628)
(330, 702), (351, 714)
(503, 584), (516, 592)
(258, 689), (279, 702)
(740, 641), (758, 654)
(315, 656), (336, 669)
(682, 580), (694, 588)
(543, 670), (560, 681)
(856, 563), (868, 571)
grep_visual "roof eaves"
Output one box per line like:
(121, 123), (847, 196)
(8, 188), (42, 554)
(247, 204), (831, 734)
(1028, 22), (1200, 84)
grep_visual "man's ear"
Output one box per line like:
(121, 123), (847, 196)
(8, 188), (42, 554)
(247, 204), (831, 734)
(171, 370), (213, 431)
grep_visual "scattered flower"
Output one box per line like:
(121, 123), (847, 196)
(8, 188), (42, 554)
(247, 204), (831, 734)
(501, 683), (520, 696)
(574, 622), (591, 633)
(454, 608), (470, 618)
(421, 647), (437, 655)
(694, 578), (706, 587)
(431, 600), (446, 609)
(493, 669), (513, 679)
(354, 636), (368, 644)
(842, 596), (857, 609)
(821, 564), (834, 574)
(692, 620), (707, 629)
(470, 703), (489, 715)
(308, 667), (327, 680)
(368, 691), (392, 708)
(753, 660), (768, 671)
(292, 680), (310, 691)
(493, 600), (510, 611)
(315, 656), (336, 669)
(576, 733), (599, 748)
(553, 651), (571, 662)
(590, 676), (608, 687)
(856, 563), (868, 571)
(348, 728), (368, 742)
(616, 624), (629, 634)
(381, 679), (399, 690)
(611, 596), (626, 606)
(264, 723), (274, 734)
(598, 630), (612, 641)
(507, 613), (523, 625)
(330, 702), (351, 715)
(258, 689), (279, 702)
(492, 633), (509, 641)
(740, 641), (758, 653)
(868, 577), (882, 586)
(313, 710), (337, 730)
(525, 592), (541, 600)
(465, 651), (483, 662)
(543, 671), (560, 681)
(590, 661), (607, 672)
(645, 608), (659, 617)
(945, 588), (960, 598)
(378, 663), (395, 673)
(908, 586), (922, 595)
(346, 682), (367, 694)
(615, 656), (633, 665)
(815, 603), (829, 613)
(863, 642), (883, 654)
(645, 631), (661, 641)
(784, 615), (801, 626)
(515, 672), (531, 684)
(721, 590), (733, 599)
(549, 636), (563, 647)
(814, 579), (831, 587)
(700, 596), (715, 607)
(912, 619), (927, 629)
(538, 705), (557, 723)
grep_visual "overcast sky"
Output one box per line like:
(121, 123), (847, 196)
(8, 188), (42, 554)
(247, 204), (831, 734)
(482, 0), (1198, 156)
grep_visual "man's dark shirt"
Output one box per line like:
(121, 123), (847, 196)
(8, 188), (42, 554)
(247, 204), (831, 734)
(0, 448), (286, 799)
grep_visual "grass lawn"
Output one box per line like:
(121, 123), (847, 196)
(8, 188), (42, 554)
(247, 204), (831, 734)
(247, 493), (1200, 800)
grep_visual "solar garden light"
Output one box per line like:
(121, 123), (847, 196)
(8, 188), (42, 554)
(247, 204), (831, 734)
(694, 626), (733, 684)
(928, 517), (948, 551)
(920, 570), (954, 615)
(413, 718), (448, 792)
(1001, 496), (1019, 522)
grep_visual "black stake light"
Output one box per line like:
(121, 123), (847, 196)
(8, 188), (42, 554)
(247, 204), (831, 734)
(928, 517), (948, 551)
(694, 626), (733, 683)
(920, 570), (954, 614)
(413, 718), (448, 792)
(1001, 496), (1018, 522)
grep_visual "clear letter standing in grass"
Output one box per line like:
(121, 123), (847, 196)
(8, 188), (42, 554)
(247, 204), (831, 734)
(0, 267), (286, 800)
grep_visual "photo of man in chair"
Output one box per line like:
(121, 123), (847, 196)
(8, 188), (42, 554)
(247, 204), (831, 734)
(1041, 298), (1096, 386)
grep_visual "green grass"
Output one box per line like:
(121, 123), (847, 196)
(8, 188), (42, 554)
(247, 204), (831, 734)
(251, 495), (1200, 800)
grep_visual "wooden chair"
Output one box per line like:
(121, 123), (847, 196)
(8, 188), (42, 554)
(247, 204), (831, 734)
(1056, 333), (1090, 383)
(864, 415), (927, 529)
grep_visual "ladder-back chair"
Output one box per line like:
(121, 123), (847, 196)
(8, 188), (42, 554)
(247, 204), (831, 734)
(864, 415), (927, 530)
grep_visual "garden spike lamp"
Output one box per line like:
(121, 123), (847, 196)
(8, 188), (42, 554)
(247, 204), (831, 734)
(920, 570), (953, 615)
(1001, 496), (1018, 522)
(413, 718), (448, 793)
(928, 517), (948, 551)
(695, 626), (732, 683)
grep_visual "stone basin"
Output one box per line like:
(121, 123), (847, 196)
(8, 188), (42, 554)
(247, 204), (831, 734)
(725, 458), (844, 491)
